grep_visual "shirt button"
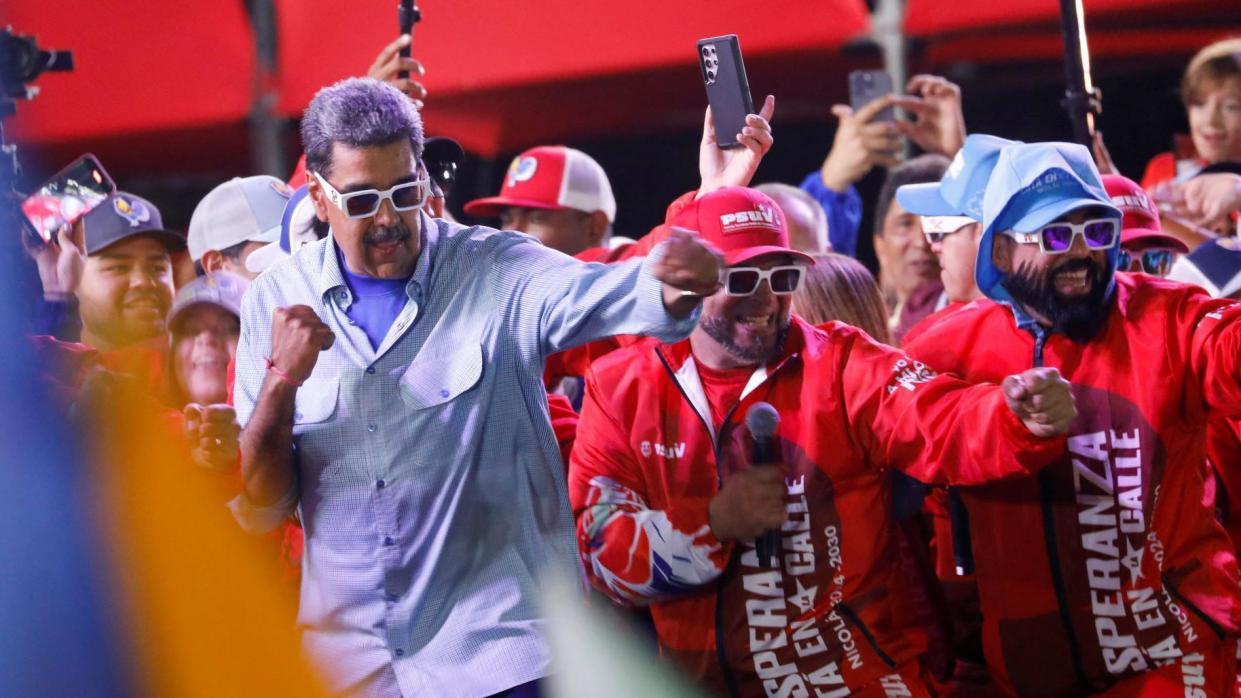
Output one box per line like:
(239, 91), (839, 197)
(366, 367), (376, 375)
(394, 648), (405, 657)
(367, 423), (377, 433)
(376, 479), (386, 489)
(383, 536), (395, 546)
(439, 389), (450, 398)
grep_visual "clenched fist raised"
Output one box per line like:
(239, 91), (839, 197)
(1003, 367), (1078, 438)
(269, 305), (336, 386)
(184, 403), (240, 472)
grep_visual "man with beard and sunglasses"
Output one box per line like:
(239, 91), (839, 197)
(900, 138), (1241, 696)
(569, 185), (1078, 697)
(233, 77), (728, 698)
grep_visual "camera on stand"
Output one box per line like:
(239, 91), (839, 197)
(0, 26), (74, 205)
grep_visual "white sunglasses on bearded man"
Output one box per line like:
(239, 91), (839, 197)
(313, 169), (432, 220)
(723, 265), (806, 296)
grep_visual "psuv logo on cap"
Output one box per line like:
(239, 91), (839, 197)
(507, 156), (539, 188)
(1110, 191), (1151, 213)
(719, 205), (779, 234)
(113, 195), (151, 228)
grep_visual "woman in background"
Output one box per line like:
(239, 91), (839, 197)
(791, 252), (893, 344)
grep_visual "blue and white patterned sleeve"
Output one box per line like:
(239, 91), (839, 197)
(487, 235), (700, 359)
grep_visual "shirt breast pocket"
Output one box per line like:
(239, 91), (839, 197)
(398, 343), (484, 411)
(293, 379), (340, 427)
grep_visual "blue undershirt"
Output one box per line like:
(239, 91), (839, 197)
(337, 249), (413, 350)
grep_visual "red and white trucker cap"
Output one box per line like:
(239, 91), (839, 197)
(464, 146), (616, 222)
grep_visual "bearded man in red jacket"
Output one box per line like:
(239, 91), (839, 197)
(569, 186), (1078, 697)
(899, 138), (1241, 697)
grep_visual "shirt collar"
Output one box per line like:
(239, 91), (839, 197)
(316, 210), (439, 300)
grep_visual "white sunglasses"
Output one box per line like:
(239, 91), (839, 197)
(723, 265), (805, 296)
(313, 170), (431, 220)
(921, 215), (976, 244)
(1006, 217), (1119, 254)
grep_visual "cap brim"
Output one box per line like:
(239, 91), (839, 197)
(251, 224), (281, 244)
(1009, 196), (1120, 234)
(463, 196), (578, 219)
(726, 246), (816, 266)
(89, 228), (186, 256)
(895, 183), (962, 217)
(168, 298), (241, 331)
(1120, 228), (1190, 254)
(245, 239), (285, 274)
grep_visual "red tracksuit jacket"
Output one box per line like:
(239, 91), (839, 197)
(569, 317), (1065, 696)
(904, 273), (1241, 697)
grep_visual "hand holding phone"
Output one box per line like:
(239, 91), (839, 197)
(366, 3), (424, 102)
(821, 87), (902, 192)
(699, 95), (775, 196)
(848, 70), (896, 123)
(396, 0), (420, 80)
(21, 154), (115, 245)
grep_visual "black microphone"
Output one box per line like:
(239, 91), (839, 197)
(745, 402), (782, 569)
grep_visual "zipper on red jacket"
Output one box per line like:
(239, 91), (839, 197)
(654, 347), (743, 695)
(1029, 324), (1090, 689)
(654, 347), (796, 698)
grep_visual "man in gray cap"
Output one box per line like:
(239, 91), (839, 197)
(188, 175), (291, 279)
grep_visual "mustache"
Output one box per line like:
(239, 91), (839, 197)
(363, 224), (412, 246)
(1050, 257), (1099, 277)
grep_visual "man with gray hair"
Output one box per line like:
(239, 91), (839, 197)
(232, 77), (724, 697)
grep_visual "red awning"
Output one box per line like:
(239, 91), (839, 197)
(3, 1), (255, 143)
(904, 0), (1241, 65)
(5, 0), (869, 168)
(275, 0), (871, 157)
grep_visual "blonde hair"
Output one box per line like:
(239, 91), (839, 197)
(793, 253), (893, 344)
(1182, 37), (1241, 106)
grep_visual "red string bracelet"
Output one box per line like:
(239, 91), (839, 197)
(265, 357), (303, 388)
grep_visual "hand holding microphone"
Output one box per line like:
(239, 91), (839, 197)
(706, 403), (786, 567)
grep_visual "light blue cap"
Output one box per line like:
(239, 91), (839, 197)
(895, 134), (1020, 220)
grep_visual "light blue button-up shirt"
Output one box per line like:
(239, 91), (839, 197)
(232, 213), (697, 697)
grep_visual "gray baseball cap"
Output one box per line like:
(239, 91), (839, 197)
(167, 270), (249, 333)
(187, 176), (291, 262)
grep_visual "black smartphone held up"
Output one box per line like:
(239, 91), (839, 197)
(21, 154), (115, 244)
(397, 0), (420, 80)
(848, 69), (896, 122)
(697, 34), (754, 150)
